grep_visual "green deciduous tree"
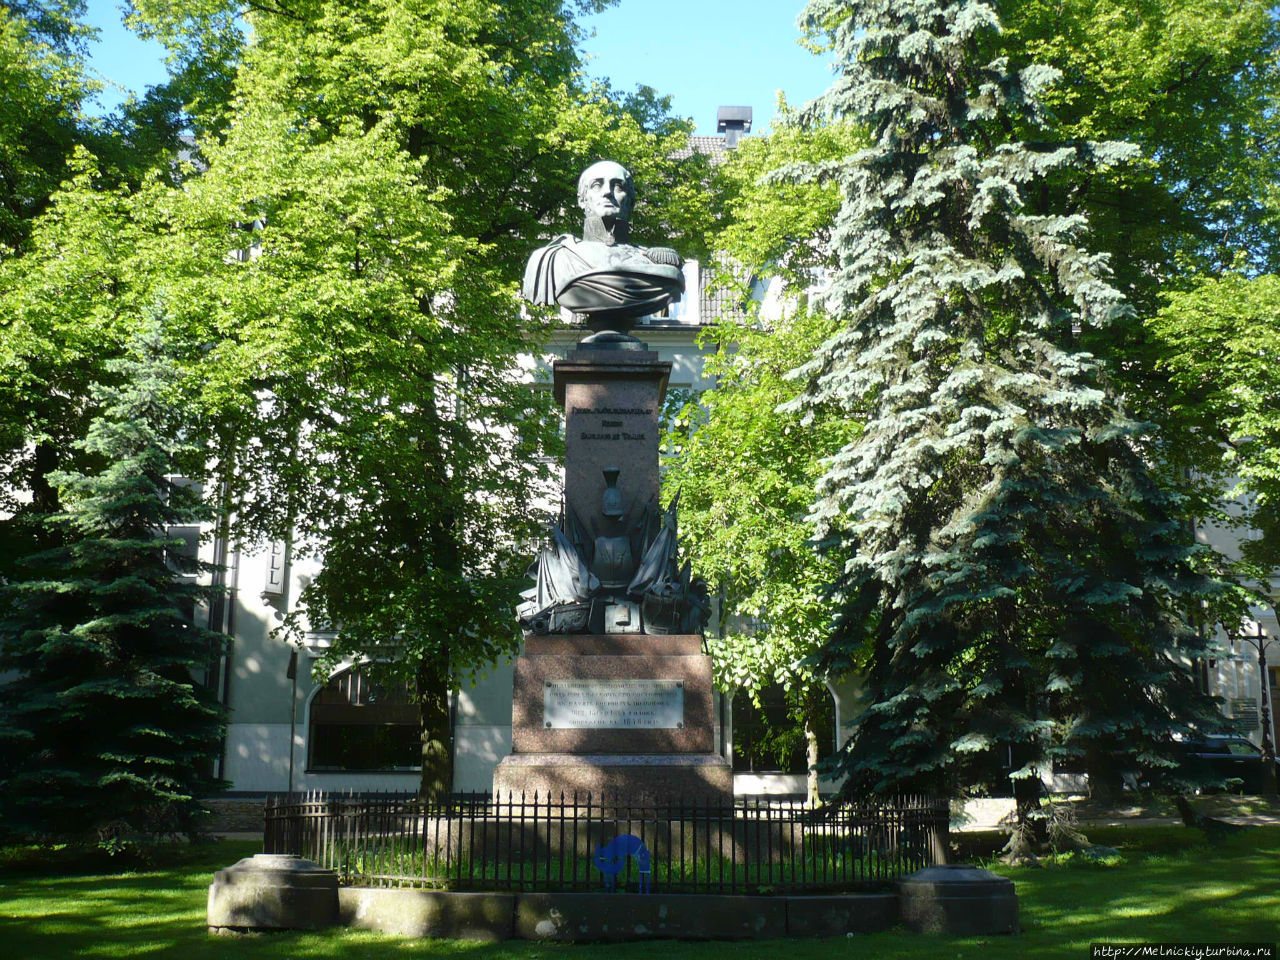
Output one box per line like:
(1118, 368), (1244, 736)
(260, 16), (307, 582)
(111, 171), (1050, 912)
(712, 104), (862, 288)
(2, 0), (710, 800)
(0, 3), (110, 555)
(1149, 274), (1280, 575)
(0, 0), (239, 260)
(664, 115), (863, 803)
(791, 0), (1241, 834)
(668, 307), (851, 804)
(0, 0), (97, 260)
(0, 152), (153, 525)
(0, 0), (240, 580)
(996, 0), (1280, 294)
(129, 0), (712, 797)
(0, 319), (225, 844)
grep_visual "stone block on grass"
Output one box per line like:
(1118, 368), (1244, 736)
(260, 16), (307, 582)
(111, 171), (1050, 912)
(207, 854), (338, 933)
(897, 864), (1018, 935)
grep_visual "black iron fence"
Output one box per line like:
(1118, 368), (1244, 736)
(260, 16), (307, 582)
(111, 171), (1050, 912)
(264, 791), (948, 894)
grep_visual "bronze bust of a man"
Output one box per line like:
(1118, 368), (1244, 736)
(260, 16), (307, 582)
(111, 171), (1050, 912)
(522, 160), (685, 334)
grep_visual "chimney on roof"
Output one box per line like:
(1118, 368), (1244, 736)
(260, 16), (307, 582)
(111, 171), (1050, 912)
(717, 106), (752, 148)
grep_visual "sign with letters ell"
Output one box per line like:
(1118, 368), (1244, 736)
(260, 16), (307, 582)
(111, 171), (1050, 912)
(543, 679), (684, 730)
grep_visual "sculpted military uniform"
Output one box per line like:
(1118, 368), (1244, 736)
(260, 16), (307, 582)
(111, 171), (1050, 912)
(521, 159), (684, 333)
(523, 235), (684, 327)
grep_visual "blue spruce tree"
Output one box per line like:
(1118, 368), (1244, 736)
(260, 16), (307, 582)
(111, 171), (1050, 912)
(790, 0), (1239, 833)
(0, 320), (225, 845)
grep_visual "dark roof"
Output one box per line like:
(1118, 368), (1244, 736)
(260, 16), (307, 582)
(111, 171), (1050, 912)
(699, 260), (754, 322)
(672, 135), (734, 164)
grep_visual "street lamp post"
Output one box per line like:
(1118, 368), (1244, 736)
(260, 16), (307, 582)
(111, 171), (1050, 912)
(1238, 623), (1279, 795)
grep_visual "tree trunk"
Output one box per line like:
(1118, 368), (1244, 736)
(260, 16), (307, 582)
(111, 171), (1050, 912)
(1000, 816), (1040, 865)
(1085, 747), (1126, 805)
(1002, 741), (1045, 864)
(1013, 774), (1044, 837)
(410, 375), (459, 802)
(416, 651), (452, 801)
(804, 713), (820, 808)
(31, 440), (61, 515)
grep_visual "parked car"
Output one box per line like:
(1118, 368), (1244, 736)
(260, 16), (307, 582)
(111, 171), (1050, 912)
(1179, 735), (1280, 794)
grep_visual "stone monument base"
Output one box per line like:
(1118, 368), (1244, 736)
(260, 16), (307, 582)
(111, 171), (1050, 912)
(897, 865), (1019, 934)
(495, 633), (732, 804)
(492, 752), (732, 802)
(207, 854), (339, 933)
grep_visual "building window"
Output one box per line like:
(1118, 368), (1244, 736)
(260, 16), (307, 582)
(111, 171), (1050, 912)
(307, 668), (420, 772)
(651, 297), (685, 321)
(165, 524), (201, 575)
(164, 523), (202, 624)
(731, 685), (835, 775)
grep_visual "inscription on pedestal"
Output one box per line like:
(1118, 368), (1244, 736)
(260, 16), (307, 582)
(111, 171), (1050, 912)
(569, 405), (652, 443)
(543, 679), (684, 729)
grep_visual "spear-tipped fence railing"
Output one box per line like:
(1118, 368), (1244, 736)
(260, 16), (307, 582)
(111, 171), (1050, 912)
(263, 791), (948, 894)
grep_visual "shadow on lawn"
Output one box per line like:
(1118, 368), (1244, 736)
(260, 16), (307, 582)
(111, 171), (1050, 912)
(1003, 830), (1280, 950)
(0, 840), (252, 960)
(1, 841), (704, 960)
(3, 833), (1278, 960)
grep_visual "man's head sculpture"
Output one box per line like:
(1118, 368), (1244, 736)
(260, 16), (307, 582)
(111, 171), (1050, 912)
(578, 160), (635, 227)
(522, 160), (685, 338)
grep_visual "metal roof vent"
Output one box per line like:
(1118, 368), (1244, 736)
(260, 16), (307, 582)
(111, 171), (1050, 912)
(717, 106), (753, 148)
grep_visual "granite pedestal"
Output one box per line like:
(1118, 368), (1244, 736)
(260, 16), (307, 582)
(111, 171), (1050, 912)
(497, 339), (730, 802)
(554, 345), (668, 523)
(492, 634), (731, 801)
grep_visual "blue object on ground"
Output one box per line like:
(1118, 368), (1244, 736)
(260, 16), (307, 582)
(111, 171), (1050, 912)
(595, 834), (651, 893)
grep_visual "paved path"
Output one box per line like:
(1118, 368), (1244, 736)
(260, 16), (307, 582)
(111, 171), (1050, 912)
(954, 797), (1280, 831)
(1079, 811), (1280, 828)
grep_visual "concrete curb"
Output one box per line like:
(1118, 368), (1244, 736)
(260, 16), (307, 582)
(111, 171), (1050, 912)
(898, 865), (1018, 935)
(337, 888), (898, 941)
(341, 887), (516, 941)
(208, 864), (1017, 941)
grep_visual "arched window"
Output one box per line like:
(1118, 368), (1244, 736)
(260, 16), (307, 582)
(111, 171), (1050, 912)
(731, 685), (835, 775)
(307, 668), (420, 772)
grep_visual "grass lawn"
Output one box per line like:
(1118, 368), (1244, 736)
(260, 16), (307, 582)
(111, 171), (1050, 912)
(2, 827), (1277, 959)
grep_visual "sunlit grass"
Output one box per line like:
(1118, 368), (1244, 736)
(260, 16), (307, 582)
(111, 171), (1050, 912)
(2, 829), (1278, 959)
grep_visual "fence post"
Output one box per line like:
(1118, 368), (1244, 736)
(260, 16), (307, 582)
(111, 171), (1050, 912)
(263, 795), (275, 853)
(927, 795), (949, 865)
